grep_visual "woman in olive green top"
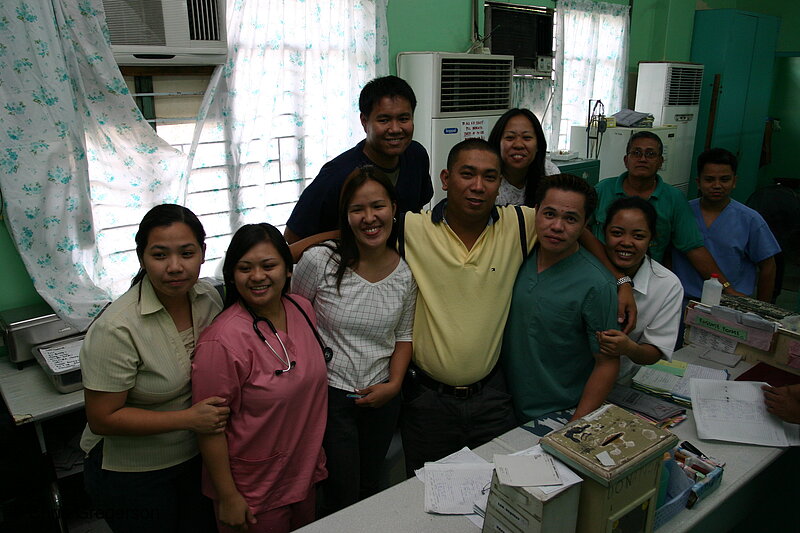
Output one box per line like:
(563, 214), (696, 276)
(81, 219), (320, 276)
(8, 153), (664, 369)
(80, 204), (229, 533)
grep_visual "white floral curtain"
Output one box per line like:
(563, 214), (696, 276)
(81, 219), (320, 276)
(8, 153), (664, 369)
(512, 77), (556, 150)
(187, 0), (389, 277)
(552, 0), (630, 150)
(0, 1), (187, 330)
(0, 0), (387, 327)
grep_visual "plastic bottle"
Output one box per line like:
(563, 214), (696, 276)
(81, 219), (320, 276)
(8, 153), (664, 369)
(701, 273), (723, 306)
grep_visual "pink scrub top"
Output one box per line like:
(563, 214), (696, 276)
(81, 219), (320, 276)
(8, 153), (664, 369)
(192, 295), (328, 514)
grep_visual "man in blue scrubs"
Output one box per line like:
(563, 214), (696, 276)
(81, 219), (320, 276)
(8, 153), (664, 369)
(502, 174), (619, 422)
(672, 148), (780, 301)
(284, 75), (433, 243)
(593, 132), (740, 296)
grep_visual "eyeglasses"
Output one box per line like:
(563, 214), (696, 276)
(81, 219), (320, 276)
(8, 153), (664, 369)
(627, 149), (661, 160)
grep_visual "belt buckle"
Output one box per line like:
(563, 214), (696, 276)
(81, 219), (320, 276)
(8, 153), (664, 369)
(453, 386), (471, 399)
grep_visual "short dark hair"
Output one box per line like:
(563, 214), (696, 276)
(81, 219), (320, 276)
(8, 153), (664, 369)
(534, 173), (598, 221)
(359, 76), (417, 116)
(132, 204), (206, 286)
(487, 108), (548, 207)
(222, 223), (293, 309)
(626, 131), (663, 155)
(446, 138), (501, 171)
(603, 196), (658, 242)
(697, 147), (738, 175)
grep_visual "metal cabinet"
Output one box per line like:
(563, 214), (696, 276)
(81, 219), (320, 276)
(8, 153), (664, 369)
(690, 9), (780, 202)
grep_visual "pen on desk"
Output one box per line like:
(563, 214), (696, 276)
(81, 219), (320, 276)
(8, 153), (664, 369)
(685, 456), (713, 475)
(681, 441), (706, 458)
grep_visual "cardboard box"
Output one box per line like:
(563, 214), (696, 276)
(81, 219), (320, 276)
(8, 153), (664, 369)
(482, 470), (580, 533)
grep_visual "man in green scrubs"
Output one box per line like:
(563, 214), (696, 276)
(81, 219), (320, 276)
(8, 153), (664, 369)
(592, 131), (739, 295)
(502, 174), (619, 422)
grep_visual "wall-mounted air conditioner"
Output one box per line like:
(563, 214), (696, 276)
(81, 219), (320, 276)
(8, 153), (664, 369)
(101, 0), (227, 66)
(484, 1), (554, 78)
(397, 52), (514, 205)
(635, 62), (704, 194)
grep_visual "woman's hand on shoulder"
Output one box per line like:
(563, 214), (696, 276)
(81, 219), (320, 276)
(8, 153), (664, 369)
(353, 382), (401, 409)
(595, 329), (632, 357)
(186, 396), (230, 434)
(218, 491), (257, 531)
(617, 283), (637, 334)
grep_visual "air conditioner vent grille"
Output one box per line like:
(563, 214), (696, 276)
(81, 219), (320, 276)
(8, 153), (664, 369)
(103, 0), (166, 46)
(187, 0), (221, 41)
(665, 66), (703, 106)
(439, 58), (513, 113)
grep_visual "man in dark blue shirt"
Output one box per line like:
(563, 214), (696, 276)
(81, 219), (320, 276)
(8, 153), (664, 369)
(284, 76), (433, 243)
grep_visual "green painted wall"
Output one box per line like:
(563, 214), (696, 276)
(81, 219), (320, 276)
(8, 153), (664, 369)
(758, 57), (800, 187)
(628, 0), (696, 70)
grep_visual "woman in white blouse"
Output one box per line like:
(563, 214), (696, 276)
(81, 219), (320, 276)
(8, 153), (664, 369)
(292, 166), (416, 516)
(596, 197), (685, 381)
(488, 108), (560, 206)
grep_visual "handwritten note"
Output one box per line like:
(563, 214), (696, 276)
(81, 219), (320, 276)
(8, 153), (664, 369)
(37, 338), (83, 373)
(690, 379), (797, 447)
(460, 119), (488, 140)
(423, 462), (495, 514)
(415, 446), (485, 484)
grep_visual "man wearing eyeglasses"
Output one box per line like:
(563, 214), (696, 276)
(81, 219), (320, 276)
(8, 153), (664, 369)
(592, 131), (740, 295)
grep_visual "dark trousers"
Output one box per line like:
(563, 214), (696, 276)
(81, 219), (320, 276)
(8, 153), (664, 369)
(319, 386), (401, 516)
(84, 442), (216, 533)
(400, 368), (517, 476)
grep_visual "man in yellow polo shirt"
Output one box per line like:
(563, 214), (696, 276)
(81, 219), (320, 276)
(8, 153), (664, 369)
(400, 138), (537, 473)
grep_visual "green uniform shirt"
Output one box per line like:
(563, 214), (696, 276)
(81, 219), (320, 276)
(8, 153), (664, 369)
(502, 247), (617, 422)
(592, 172), (704, 262)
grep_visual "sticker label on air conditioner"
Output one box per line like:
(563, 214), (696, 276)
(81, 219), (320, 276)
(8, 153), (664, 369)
(444, 127), (459, 134)
(461, 119), (488, 140)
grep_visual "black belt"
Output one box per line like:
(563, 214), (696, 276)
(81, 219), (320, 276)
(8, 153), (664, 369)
(410, 364), (497, 399)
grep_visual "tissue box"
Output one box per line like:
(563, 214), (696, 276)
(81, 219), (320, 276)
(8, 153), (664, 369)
(654, 456), (725, 528)
(540, 405), (678, 533)
(654, 459), (694, 529)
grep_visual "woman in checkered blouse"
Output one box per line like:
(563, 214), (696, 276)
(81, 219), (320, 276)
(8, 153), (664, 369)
(292, 166), (417, 516)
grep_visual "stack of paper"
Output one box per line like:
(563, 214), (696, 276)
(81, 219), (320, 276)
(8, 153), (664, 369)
(418, 445), (583, 529)
(473, 446), (582, 519)
(690, 379), (800, 447)
(632, 360), (728, 407)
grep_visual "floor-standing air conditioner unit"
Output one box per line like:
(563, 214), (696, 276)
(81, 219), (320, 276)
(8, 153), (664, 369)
(101, 0), (227, 65)
(635, 62), (704, 194)
(398, 52), (514, 205)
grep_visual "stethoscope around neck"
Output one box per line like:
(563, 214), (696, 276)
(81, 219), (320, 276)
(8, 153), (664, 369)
(246, 294), (333, 376)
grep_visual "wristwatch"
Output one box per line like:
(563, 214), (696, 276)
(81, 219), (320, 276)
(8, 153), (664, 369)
(616, 275), (633, 287)
(721, 281), (732, 290)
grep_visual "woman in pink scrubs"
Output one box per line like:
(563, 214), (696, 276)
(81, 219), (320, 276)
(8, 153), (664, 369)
(192, 223), (328, 532)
